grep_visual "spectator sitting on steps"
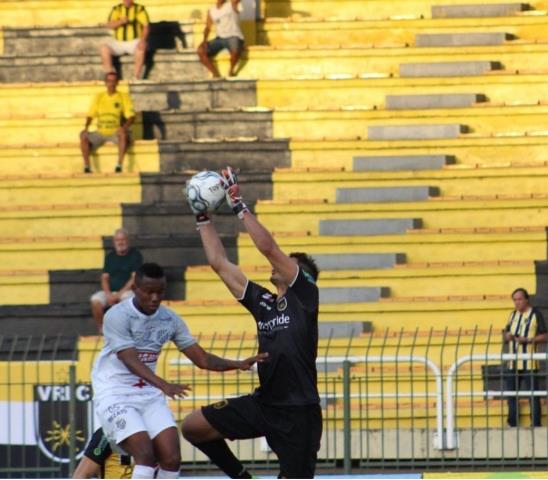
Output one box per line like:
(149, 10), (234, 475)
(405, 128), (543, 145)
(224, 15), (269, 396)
(198, 0), (245, 78)
(101, 0), (150, 80)
(80, 72), (135, 174)
(90, 228), (143, 333)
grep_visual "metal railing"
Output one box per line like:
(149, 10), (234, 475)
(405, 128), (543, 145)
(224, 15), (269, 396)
(2, 327), (548, 477)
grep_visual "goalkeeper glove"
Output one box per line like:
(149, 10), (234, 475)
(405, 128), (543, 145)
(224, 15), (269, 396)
(220, 166), (249, 219)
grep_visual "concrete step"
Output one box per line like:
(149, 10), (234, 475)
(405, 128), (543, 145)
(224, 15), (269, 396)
(142, 110), (273, 141)
(313, 253), (406, 270)
(353, 155), (455, 172)
(0, 142), (159, 175)
(368, 124), (467, 141)
(273, 165), (548, 202)
(159, 139), (290, 172)
(0, 174), (141, 205)
(0, 303), (94, 336)
(319, 287), (390, 304)
(386, 93), (484, 110)
(416, 32), (512, 47)
(291, 136), (548, 170)
(0, 51), (206, 83)
(258, 16), (548, 47)
(319, 219), (422, 236)
(49, 267), (186, 302)
(2, 44), (545, 82)
(255, 74), (548, 111)
(318, 321), (372, 339)
(0, 80), (257, 116)
(122, 203), (239, 236)
(141, 171), (271, 204)
(257, 197), (548, 234)
(2, 23), (196, 56)
(336, 186), (440, 203)
(131, 80), (257, 112)
(432, 3), (530, 18)
(400, 61), (501, 77)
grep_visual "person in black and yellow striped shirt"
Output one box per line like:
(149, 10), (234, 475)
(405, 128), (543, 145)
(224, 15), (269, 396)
(503, 288), (548, 427)
(101, 0), (150, 80)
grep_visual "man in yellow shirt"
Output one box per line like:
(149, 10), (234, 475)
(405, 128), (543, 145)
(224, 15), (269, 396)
(101, 0), (150, 80)
(80, 72), (135, 173)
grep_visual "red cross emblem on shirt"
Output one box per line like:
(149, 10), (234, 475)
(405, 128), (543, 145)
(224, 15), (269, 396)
(132, 378), (147, 388)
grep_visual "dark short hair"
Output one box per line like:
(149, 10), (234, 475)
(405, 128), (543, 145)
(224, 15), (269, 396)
(290, 252), (319, 282)
(135, 263), (165, 285)
(105, 71), (118, 82)
(512, 288), (529, 300)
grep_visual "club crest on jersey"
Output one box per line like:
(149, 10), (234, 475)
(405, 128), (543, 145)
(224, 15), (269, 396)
(33, 384), (93, 463)
(277, 297), (288, 312)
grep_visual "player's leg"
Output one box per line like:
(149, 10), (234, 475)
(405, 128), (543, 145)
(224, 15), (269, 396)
(150, 427), (180, 479)
(143, 396), (181, 478)
(118, 431), (156, 479)
(182, 396), (261, 479)
(265, 404), (322, 479)
(95, 398), (155, 479)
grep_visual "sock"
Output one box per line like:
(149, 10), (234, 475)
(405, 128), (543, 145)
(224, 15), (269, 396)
(195, 439), (251, 478)
(156, 468), (180, 479)
(132, 464), (156, 479)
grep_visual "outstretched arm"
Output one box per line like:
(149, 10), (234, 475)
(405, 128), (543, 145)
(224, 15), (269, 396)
(117, 348), (191, 399)
(221, 167), (298, 285)
(182, 343), (268, 371)
(197, 219), (248, 299)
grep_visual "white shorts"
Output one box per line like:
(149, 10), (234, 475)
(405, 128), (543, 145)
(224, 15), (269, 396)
(95, 391), (176, 445)
(90, 290), (133, 307)
(104, 38), (140, 56)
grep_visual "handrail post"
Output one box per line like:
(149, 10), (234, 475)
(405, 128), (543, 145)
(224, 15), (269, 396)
(68, 365), (77, 477)
(343, 360), (352, 474)
(445, 352), (548, 451)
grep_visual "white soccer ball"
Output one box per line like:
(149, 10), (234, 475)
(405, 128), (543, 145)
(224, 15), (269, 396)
(186, 171), (226, 213)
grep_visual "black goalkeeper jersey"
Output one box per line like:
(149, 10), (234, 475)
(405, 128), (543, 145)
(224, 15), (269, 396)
(240, 267), (320, 406)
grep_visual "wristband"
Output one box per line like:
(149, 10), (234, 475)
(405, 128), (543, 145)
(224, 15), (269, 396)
(233, 202), (249, 219)
(195, 212), (211, 227)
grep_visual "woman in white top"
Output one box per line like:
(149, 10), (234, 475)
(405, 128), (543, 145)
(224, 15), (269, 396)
(197, 0), (245, 77)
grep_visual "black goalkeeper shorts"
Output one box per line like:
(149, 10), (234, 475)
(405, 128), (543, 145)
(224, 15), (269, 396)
(202, 395), (322, 479)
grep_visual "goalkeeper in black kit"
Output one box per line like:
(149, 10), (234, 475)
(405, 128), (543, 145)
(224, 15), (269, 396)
(181, 167), (322, 479)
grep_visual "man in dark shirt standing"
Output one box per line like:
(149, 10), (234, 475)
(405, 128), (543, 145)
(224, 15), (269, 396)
(182, 167), (322, 479)
(90, 228), (143, 332)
